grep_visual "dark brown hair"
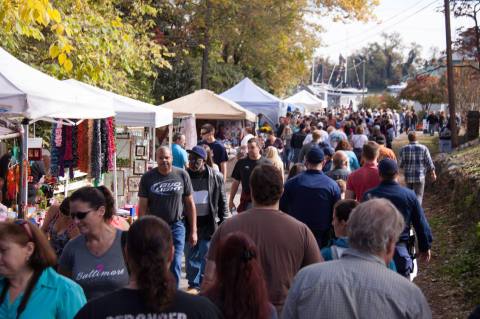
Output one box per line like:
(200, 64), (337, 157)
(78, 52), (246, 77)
(126, 216), (176, 312)
(59, 197), (70, 216)
(362, 141), (380, 161)
(334, 199), (359, 222)
(70, 186), (115, 221)
(203, 232), (272, 319)
(201, 123), (215, 134)
(249, 164), (283, 205)
(287, 163), (306, 180)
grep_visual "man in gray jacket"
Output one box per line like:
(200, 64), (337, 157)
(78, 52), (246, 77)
(282, 198), (431, 319)
(185, 146), (228, 293)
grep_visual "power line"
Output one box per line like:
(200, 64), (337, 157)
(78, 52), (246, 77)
(326, 0), (442, 49)
(326, 0), (430, 47)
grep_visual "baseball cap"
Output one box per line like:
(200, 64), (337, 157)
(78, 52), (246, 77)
(322, 146), (335, 157)
(187, 146), (207, 160)
(378, 159), (398, 176)
(306, 147), (325, 164)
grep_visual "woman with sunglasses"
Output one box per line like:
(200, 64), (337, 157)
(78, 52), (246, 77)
(58, 186), (129, 301)
(0, 220), (86, 318)
(74, 216), (222, 319)
(41, 197), (79, 258)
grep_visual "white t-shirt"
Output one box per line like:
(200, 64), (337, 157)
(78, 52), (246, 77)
(241, 134), (255, 146)
(351, 134), (369, 149)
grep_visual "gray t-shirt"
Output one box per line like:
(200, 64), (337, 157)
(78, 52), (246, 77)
(138, 167), (193, 223)
(59, 229), (129, 300)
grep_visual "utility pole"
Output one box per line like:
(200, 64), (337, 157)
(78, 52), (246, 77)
(200, 0), (211, 89)
(362, 59), (366, 106)
(444, 0), (459, 147)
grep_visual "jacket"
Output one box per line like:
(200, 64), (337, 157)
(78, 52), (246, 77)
(188, 166), (228, 235)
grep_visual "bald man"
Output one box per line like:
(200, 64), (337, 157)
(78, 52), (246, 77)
(138, 146), (197, 286)
(326, 151), (351, 182)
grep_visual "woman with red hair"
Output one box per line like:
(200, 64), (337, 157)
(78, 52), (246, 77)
(203, 232), (277, 319)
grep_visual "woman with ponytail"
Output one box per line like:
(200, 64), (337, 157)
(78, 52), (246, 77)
(74, 216), (222, 319)
(58, 186), (128, 300)
(203, 232), (278, 319)
(0, 220), (86, 318)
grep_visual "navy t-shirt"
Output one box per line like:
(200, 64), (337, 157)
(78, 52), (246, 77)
(198, 140), (228, 167)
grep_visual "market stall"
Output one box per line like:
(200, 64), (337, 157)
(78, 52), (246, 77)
(284, 90), (327, 114)
(161, 89), (255, 147)
(220, 77), (287, 127)
(63, 79), (173, 211)
(0, 47), (115, 218)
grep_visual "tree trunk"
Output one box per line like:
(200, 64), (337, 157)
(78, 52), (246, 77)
(200, 0), (211, 89)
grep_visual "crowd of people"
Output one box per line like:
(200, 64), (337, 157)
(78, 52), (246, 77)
(0, 106), (476, 319)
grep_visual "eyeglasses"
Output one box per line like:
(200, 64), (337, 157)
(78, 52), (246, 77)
(70, 210), (93, 220)
(14, 219), (33, 240)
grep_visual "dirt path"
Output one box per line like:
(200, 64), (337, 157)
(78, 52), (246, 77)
(393, 132), (471, 318)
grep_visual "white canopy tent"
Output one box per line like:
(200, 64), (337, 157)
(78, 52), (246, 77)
(162, 89), (256, 121)
(284, 90), (327, 113)
(0, 47), (116, 215)
(0, 48), (114, 120)
(64, 79), (173, 128)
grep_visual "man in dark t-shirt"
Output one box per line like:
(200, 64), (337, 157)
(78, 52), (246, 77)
(229, 138), (270, 212)
(198, 123), (229, 181)
(138, 146), (197, 286)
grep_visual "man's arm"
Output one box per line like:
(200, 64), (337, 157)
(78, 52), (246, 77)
(220, 161), (227, 181)
(137, 197), (148, 217)
(229, 179), (240, 211)
(216, 174), (228, 223)
(184, 194), (198, 246)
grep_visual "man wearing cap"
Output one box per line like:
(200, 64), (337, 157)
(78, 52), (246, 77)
(280, 147), (341, 248)
(290, 123), (307, 163)
(363, 159), (433, 278)
(185, 146), (228, 293)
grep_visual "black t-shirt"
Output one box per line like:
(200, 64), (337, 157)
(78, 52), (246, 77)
(138, 167), (193, 224)
(198, 140), (228, 166)
(290, 132), (306, 149)
(231, 157), (270, 194)
(74, 288), (222, 319)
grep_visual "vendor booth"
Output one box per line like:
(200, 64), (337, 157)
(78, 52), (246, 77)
(63, 79), (174, 211)
(220, 77), (287, 127)
(0, 47), (115, 219)
(162, 89), (256, 176)
(285, 90), (327, 114)
(162, 89), (255, 146)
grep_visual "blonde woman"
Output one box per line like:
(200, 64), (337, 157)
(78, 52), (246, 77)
(265, 146), (285, 182)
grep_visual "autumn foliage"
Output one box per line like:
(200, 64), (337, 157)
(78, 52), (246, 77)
(399, 75), (447, 111)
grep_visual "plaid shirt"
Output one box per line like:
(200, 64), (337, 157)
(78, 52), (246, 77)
(399, 141), (435, 183)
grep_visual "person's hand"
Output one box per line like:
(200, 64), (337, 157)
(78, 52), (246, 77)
(189, 231), (198, 247)
(229, 200), (236, 211)
(429, 171), (437, 182)
(419, 250), (431, 263)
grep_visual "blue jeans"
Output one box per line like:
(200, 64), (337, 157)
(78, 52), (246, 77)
(185, 239), (210, 289)
(394, 243), (414, 277)
(170, 221), (186, 287)
(283, 148), (292, 169)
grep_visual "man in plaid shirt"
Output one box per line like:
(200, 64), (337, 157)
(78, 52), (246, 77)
(399, 131), (436, 204)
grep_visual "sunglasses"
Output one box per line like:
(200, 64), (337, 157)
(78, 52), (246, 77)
(70, 210), (93, 220)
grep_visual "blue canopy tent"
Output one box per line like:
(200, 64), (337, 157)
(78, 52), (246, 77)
(220, 78), (287, 127)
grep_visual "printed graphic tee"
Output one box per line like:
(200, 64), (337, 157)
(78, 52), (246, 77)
(59, 229), (129, 300)
(74, 288), (222, 319)
(138, 167), (193, 223)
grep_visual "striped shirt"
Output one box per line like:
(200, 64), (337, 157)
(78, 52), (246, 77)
(399, 142), (435, 183)
(282, 249), (431, 319)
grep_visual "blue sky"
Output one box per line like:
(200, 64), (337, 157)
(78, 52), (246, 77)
(316, 0), (474, 59)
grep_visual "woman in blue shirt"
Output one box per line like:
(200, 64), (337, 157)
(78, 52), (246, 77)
(0, 219), (86, 319)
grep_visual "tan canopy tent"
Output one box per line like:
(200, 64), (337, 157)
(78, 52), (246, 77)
(161, 89), (256, 122)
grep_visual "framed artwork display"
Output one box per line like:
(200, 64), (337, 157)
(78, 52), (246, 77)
(127, 176), (141, 192)
(135, 145), (146, 157)
(116, 137), (131, 168)
(133, 159), (147, 175)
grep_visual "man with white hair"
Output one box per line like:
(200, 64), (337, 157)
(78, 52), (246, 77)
(282, 198), (432, 319)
